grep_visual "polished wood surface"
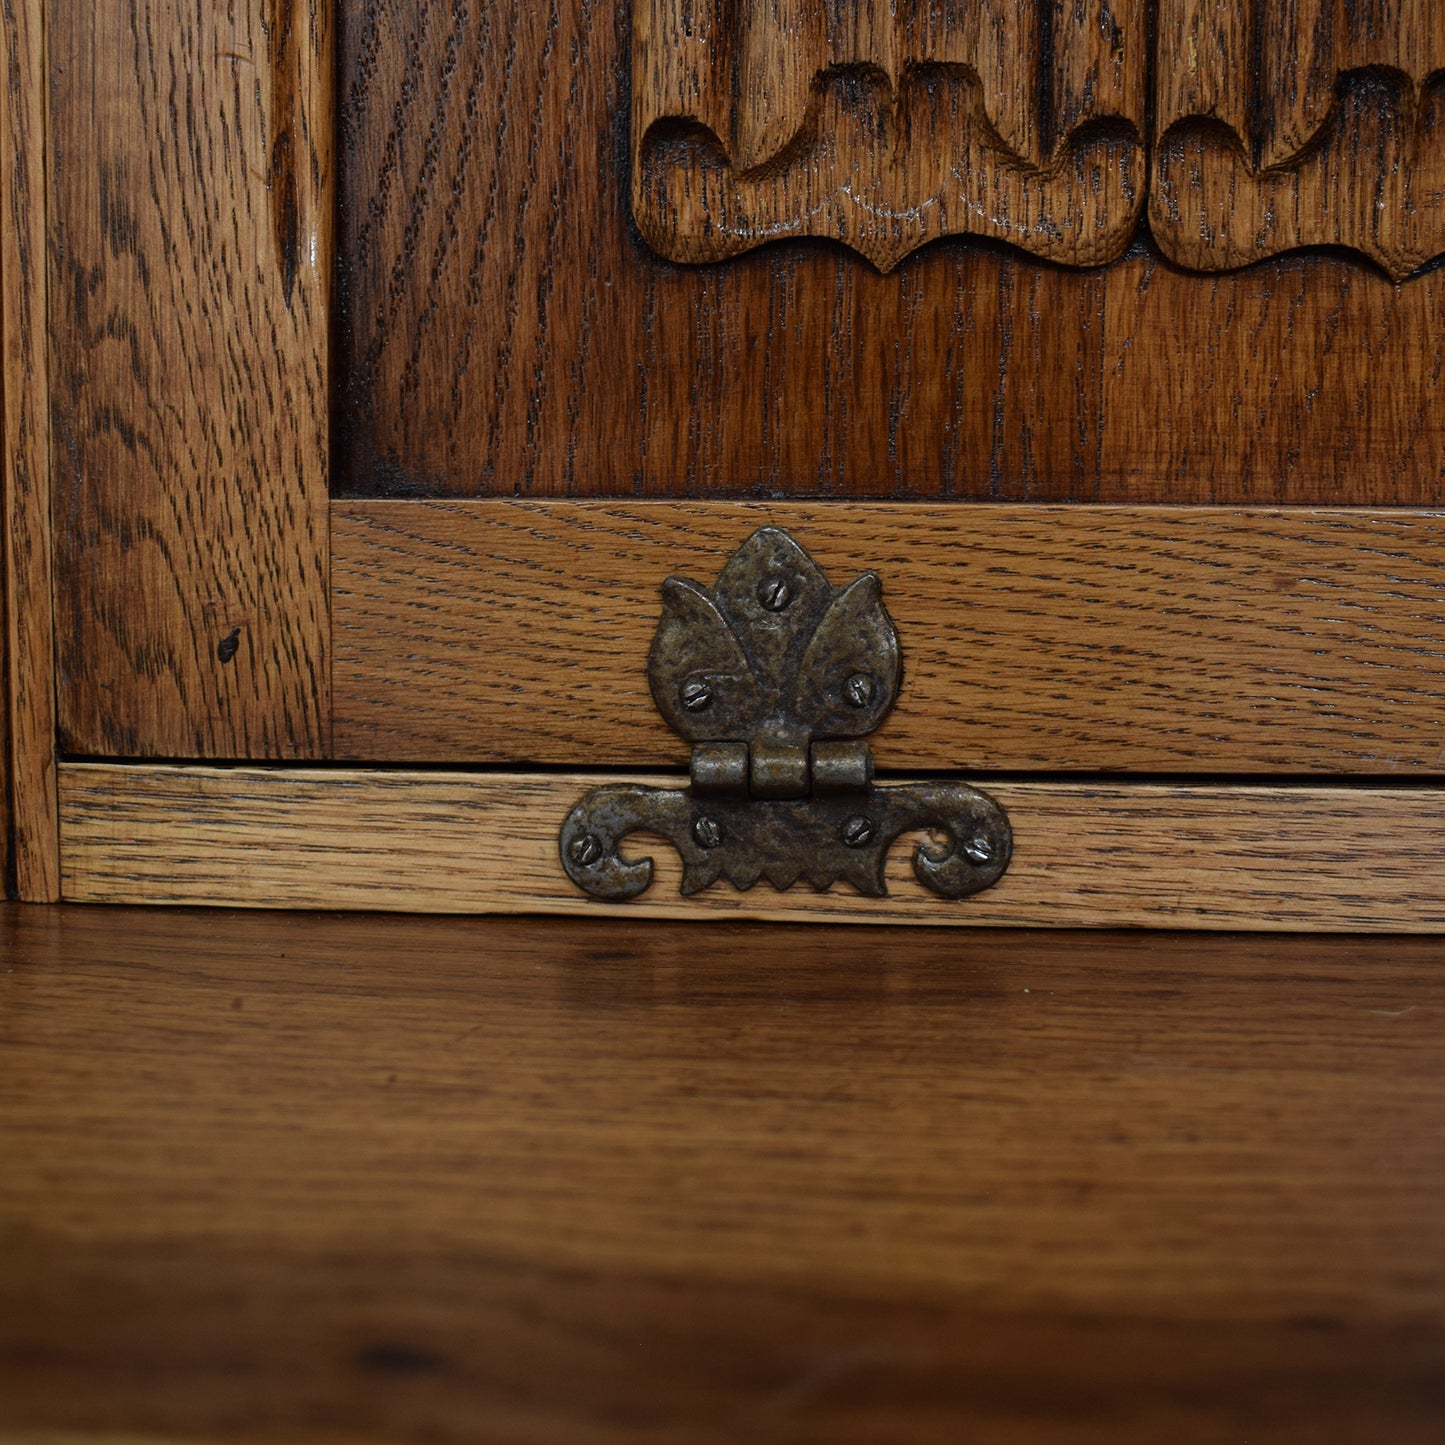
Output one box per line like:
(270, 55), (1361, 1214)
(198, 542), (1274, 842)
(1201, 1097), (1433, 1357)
(335, 501), (1445, 772)
(48, 0), (333, 758)
(1, 0), (57, 899)
(58, 763), (1445, 930)
(2, 905), (1443, 1442)
(338, 0), (1445, 502)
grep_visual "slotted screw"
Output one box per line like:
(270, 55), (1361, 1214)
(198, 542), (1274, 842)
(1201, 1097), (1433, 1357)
(844, 673), (875, 708)
(693, 816), (723, 849)
(570, 834), (603, 867)
(841, 816), (876, 848)
(963, 833), (995, 864)
(759, 578), (792, 612)
(680, 679), (713, 712)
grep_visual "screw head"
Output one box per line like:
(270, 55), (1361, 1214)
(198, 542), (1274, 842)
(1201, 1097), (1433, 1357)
(693, 816), (723, 850)
(680, 679), (713, 712)
(844, 673), (875, 708)
(569, 833), (603, 867)
(841, 815), (876, 848)
(963, 833), (996, 865)
(758, 577), (792, 612)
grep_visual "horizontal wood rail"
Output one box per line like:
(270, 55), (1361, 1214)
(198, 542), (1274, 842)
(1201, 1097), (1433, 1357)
(333, 502), (1445, 775)
(60, 764), (1445, 931)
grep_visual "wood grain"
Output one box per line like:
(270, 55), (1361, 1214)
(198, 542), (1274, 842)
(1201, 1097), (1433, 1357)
(56, 763), (1445, 930)
(333, 501), (1445, 773)
(338, 1), (1445, 502)
(1, 0), (57, 899)
(4, 905), (1445, 1441)
(1097, 250), (1445, 498)
(1153, 0), (1445, 278)
(49, 0), (333, 759)
(632, 0), (1147, 270)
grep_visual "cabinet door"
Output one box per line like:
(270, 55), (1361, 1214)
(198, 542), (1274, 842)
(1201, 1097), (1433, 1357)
(18, 0), (1445, 925)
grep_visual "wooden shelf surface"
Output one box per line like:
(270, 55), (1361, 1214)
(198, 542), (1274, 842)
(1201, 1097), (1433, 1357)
(2, 905), (1444, 1443)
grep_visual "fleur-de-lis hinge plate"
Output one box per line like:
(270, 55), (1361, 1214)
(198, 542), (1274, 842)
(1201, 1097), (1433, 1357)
(559, 528), (1012, 903)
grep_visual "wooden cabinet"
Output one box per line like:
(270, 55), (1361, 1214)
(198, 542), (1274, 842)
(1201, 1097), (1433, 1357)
(7, 0), (1445, 925)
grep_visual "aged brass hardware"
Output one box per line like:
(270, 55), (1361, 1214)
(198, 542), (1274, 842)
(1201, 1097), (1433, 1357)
(560, 528), (1012, 902)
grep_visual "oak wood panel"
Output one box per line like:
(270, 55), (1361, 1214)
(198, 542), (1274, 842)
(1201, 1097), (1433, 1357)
(1098, 251), (1445, 498)
(338, 230), (1445, 502)
(633, 0), (1147, 270)
(49, 0), (333, 758)
(1154, 0), (1445, 277)
(1, 0), (57, 899)
(57, 763), (1445, 930)
(338, 2), (1109, 507)
(4, 905), (1445, 1442)
(332, 501), (1445, 773)
(339, 1), (1445, 501)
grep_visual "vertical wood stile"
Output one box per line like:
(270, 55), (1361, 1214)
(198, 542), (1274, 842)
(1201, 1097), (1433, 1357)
(48, 0), (334, 760)
(1, 0), (57, 899)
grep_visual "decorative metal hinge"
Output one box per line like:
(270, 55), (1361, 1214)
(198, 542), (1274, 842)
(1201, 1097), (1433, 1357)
(560, 528), (1012, 903)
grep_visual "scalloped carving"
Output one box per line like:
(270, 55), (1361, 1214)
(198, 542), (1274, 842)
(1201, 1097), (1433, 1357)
(632, 0), (1445, 279)
(1152, 1), (1445, 279)
(631, 0), (1149, 273)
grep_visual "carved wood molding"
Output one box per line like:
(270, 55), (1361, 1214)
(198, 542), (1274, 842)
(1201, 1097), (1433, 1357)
(632, 0), (1445, 279)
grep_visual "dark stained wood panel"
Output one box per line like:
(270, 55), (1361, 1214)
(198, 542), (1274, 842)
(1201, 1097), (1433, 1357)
(338, 1), (1445, 503)
(332, 502), (1445, 774)
(1098, 251), (1445, 498)
(49, 0), (334, 759)
(5, 905), (1445, 1441)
